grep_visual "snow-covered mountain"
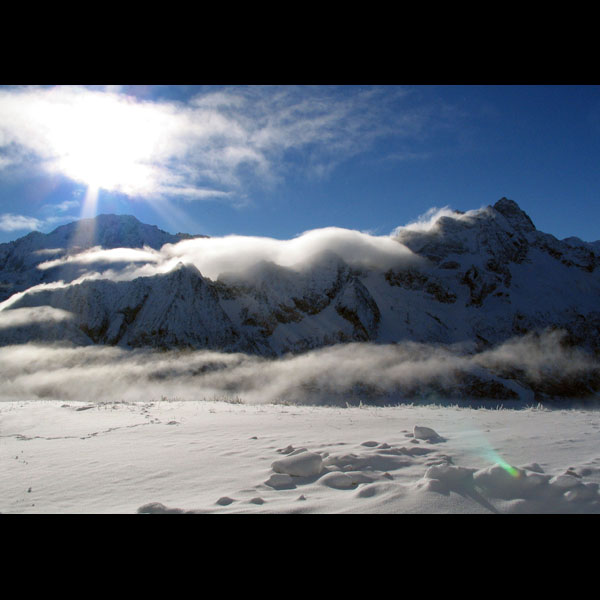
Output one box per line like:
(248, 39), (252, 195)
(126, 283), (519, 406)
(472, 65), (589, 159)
(0, 214), (206, 302)
(1, 198), (599, 364)
(2, 197), (600, 401)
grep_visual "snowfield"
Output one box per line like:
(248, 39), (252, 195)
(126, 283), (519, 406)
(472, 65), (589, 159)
(2, 398), (600, 514)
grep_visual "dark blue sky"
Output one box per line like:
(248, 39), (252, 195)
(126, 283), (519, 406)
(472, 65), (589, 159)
(0, 85), (598, 244)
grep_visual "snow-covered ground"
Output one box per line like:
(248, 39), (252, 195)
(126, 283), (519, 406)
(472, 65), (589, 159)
(2, 398), (600, 514)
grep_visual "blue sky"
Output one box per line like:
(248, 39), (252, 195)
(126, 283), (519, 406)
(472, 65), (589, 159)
(0, 84), (598, 244)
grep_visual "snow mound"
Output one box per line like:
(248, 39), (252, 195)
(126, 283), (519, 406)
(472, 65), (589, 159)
(264, 473), (296, 489)
(320, 471), (360, 489)
(271, 451), (324, 477)
(424, 464), (475, 487)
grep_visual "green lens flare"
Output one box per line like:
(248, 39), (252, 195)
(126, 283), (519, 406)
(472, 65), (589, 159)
(482, 446), (520, 478)
(497, 459), (520, 478)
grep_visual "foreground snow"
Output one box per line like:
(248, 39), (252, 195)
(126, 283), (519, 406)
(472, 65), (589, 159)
(2, 399), (600, 513)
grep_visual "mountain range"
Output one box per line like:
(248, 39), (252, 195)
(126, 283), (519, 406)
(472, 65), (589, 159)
(1, 198), (599, 400)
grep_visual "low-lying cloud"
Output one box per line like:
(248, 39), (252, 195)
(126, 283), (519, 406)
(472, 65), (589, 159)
(1, 331), (597, 405)
(0, 306), (74, 329)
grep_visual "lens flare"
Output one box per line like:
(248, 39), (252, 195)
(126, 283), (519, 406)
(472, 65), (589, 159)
(461, 427), (522, 478)
(491, 455), (521, 478)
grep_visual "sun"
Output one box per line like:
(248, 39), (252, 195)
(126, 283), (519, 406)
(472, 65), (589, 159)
(44, 90), (163, 196)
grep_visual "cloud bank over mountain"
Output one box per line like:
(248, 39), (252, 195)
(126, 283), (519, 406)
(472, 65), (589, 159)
(34, 225), (419, 282)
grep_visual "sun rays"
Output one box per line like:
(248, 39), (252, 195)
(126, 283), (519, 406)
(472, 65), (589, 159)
(37, 88), (164, 196)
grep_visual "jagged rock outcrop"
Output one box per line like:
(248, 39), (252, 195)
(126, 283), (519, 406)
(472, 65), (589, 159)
(335, 277), (381, 341)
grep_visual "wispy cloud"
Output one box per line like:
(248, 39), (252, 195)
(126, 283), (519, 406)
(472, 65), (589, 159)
(0, 208), (80, 233)
(390, 205), (486, 237)
(0, 155), (16, 169)
(52, 199), (80, 212)
(0, 85), (449, 203)
(0, 213), (43, 232)
(392, 206), (457, 234)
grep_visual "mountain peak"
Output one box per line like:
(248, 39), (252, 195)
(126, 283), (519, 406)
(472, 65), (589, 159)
(493, 198), (536, 232)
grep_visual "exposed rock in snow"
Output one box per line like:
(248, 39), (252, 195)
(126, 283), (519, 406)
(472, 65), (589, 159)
(334, 277), (381, 341)
(413, 425), (442, 441)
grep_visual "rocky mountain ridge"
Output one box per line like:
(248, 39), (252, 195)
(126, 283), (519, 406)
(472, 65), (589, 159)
(1, 198), (599, 400)
(0, 214), (208, 302)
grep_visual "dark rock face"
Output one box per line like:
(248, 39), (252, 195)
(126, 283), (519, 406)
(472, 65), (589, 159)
(385, 269), (456, 303)
(335, 278), (381, 341)
(453, 372), (520, 400)
(460, 266), (498, 307)
(493, 197), (536, 233)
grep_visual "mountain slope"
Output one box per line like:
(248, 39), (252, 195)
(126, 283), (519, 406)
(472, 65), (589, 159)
(0, 214), (207, 302)
(1, 198), (599, 362)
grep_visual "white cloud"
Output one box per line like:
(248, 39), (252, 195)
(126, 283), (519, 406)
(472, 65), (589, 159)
(0, 213), (43, 232)
(0, 155), (16, 169)
(0, 306), (73, 330)
(33, 225), (420, 282)
(0, 210), (80, 234)
(0, 85), (440, 201)
(0, 330), (594, 404)
(37, 246), (161, 271)
(154, 186), (234, 202)
(391, 206), (457, 234)
(390, 205), (485, 237)
(53, 199), (80, 212)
